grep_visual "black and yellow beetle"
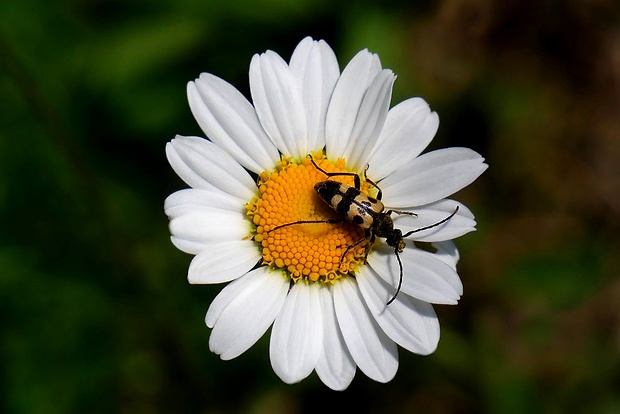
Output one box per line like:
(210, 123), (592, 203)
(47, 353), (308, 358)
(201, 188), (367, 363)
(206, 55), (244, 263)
(269, 156), (458, 305)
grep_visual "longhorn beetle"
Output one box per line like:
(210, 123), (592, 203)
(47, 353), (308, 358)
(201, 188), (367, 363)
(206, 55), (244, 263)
(268, 156), (459, 305)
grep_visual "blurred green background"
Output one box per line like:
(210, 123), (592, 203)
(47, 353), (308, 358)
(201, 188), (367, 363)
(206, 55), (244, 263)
(1, 0), (619, 412)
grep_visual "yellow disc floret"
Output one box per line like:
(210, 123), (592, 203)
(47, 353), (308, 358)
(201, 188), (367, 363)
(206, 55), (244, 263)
(246, 153), (374, 284)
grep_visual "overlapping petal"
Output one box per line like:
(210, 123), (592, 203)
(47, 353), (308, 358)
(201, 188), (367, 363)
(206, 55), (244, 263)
(166, 136), (256, 201)
(187, 240), (260, 284)
(166, 188), (251, 245)
(379, 147), (488, 208)
(367, 97), (439, 180)
(289, 37), (340, 153)
(250, 50), (308, 158)
(432, 240), (460, 270)
(270, 283), (323, 384)
(188, 73), (279, 173)
(164, 187), (248, 254)
(390, 199), (477, 242)
(357, 267), (440, 355)
(367, 244), (463, 305)
(342, 69), (396, 171)
(315, 286), (356, 391)
(164, 188), (245, 217)
(168, 210), (249, 247)
(325, 49), (382, 160)
(333, 278), (399, 383)
(169, 236), (207, 255)
(206, 267), (289, 360)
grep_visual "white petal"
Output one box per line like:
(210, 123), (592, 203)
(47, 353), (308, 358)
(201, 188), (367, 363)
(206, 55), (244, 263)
(188, 240), (260, 284)
(166, 189), (250, 252)
(380, 148), (488, 208)
(166, 136), (257, 201)
(396, 245), (463, 298)
(342, 70), (396, 172)
(164, 188), (245, 219)
(206, 267), (288, 360)
(289, 37), (340, 152)
(250, 51), (307, 158)
(432, 240), (460, 270)
(188, 74), (279, 173)
(325, 49), (382, 160)
(170, 236), (206, 255)
(333, 278), (398, 383)
(367, 98), (439, 180)
(357, 267), (440, 355)
(270, 283), (323, 384)
(315, 286), (356, 391)
(368, 244), (463, 305)
(390, 199), (477, 242)
(169, 210), (249, 245)
(205, 266), (265, 327)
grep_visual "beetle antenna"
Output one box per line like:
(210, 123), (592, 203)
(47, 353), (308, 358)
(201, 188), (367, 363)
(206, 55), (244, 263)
(401, 206), (460, 238)
(266, 218), (344, 233)
(386, 248), (403, 305)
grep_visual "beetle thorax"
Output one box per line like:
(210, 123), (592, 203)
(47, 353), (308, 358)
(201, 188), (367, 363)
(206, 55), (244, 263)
(374, 214), (396, 239)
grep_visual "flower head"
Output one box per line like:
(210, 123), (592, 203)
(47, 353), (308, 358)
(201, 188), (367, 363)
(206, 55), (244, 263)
(165, 37), (487, 390)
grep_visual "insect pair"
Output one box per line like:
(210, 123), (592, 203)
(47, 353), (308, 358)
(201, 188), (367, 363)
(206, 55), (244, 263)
(268, 156), (459, 305)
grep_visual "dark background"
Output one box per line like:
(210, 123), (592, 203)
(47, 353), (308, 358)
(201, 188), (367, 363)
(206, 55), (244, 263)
(1, 0), (619, 412)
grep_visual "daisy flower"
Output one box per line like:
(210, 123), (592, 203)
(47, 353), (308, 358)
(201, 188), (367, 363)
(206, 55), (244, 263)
(164, 36), (487, 390)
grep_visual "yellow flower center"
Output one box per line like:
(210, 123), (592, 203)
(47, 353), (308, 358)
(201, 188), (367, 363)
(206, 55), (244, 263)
(246, 153), (374, 284)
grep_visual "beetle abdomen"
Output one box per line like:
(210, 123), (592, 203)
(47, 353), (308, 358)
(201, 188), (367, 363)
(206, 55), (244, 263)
(314, 180), (384, 230)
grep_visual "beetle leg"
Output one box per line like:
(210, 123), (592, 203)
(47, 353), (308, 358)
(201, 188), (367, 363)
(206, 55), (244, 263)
(362, 165), (383, 200)
(309, 157), (362, 189)
(385, 209), (418, 217)
(338, 230), (373, 269)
